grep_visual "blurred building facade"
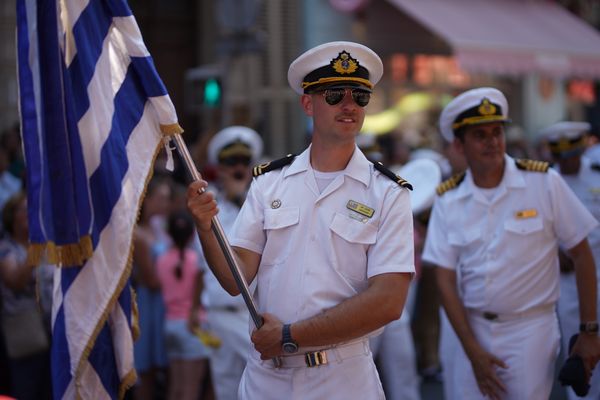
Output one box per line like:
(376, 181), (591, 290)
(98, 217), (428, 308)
(1, 0), (600, 156)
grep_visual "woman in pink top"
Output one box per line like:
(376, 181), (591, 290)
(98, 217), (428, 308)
(157, 210), (209, 400)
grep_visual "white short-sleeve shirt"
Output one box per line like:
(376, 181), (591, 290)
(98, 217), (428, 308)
(230, 145), (415, 325)
(422, 155), (598, 314)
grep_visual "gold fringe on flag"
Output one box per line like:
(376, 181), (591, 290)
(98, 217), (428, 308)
(26, 235), (94, 267)
(159, 122), (184, 136)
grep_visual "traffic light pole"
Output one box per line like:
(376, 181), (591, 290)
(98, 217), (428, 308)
(171, 134), (281, 368)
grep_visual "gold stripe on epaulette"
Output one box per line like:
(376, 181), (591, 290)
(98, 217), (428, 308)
(436, 172), (466, 196)
(515, 159), (549, 173)
(253, 162), (270, 177)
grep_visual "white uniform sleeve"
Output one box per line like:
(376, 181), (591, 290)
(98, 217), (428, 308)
(547, 169), (599, 250)
(367, 186), (415, 278)
(422, 196), (457, 270)
(229, 179), (266, 254)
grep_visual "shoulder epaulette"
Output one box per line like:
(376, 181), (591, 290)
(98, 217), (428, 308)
(515, 159), (549, 173)
(436, 172), (466, 196)
(252, 154), (296, 177)
(373, 162), (413, 190)
(591, 163), (600, 172)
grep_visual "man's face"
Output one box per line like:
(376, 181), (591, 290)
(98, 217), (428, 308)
(301, 87), (367, 144)
(455, 122), (506, 172)
(217, 155), (253, 199)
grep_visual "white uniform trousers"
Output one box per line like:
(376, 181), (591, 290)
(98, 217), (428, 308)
(206, 308), (251, 400)
(558, 273), (600, 400)
(447, 309), (560, 400)
(370, 311), (420, 400)
(239, 341), (384, 400)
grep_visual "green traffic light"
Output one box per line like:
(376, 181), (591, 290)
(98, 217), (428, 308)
(204, 78), (221, 107)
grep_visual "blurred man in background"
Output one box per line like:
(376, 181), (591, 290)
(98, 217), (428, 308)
(539, 121), (600, 400)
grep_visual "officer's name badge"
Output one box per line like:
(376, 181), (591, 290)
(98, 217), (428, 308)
(347, 200), (374, 218)
(515, 209), (537, 219)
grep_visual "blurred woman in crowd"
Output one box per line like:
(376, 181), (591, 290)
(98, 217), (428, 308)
(0, 192), (53, 400)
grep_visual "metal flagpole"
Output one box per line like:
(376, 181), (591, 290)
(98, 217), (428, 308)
(171, 134), (281, 367)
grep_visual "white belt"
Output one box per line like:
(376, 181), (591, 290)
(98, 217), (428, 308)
(276, 340), (370, 368)
(468, 303), (554, 323)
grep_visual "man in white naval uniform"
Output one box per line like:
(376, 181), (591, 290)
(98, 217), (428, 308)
(196, 126), (263, 400)
(423, 87), (600, 400)
(187, 41), (415, 400)
(539, 121), (600, 399)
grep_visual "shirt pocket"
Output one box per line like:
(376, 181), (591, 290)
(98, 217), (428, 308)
(504, 217), (543, 235)
(329, 212), (377, 282)
(448, 227), (481, 247)
(262, 207), (299, 266)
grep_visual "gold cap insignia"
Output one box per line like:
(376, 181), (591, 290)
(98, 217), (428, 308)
(478, 98), (496, 116)
(332, 51), (358, 75)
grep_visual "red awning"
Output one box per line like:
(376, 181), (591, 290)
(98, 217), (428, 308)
(386, 0), (600, 79)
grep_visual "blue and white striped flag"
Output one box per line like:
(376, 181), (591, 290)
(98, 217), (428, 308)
(16, 0), (183, 398)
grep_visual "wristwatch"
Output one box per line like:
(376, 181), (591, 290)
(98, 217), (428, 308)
(281, 324), (298, 354)
(579, 321), (599, 334)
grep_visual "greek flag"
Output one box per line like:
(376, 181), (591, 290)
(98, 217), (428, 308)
(16, 0), (182, 398)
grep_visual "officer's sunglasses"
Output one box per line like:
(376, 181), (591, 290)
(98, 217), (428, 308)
(219, 155), (252, 166)
(320, 88), (371, 107)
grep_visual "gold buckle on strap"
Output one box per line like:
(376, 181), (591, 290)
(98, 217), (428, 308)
(305, 350), (328, 367)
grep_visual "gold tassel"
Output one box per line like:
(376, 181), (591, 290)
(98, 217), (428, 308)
(159, 123), (184, 136)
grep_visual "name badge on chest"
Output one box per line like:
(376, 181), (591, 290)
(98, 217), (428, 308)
(347, 200), (374, 219)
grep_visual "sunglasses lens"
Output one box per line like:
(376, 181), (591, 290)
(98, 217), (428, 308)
(221, 156), (251, 166)
(352, 90), (370, 107)
(322, 88), (370, 107)
(324, 89), (345, 106)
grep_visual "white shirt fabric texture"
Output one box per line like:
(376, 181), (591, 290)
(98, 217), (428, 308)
(230, 145), (414, 399)
(423, 154), (598, 315)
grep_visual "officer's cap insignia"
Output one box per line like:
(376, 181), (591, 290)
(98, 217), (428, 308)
(515, 159), (549, 173)
(332, 51), (359, 75)
(346, 200), (374, 219)
(373, 162), (413, 190)
(436, 171), (466, 196)
(477, 98), (496, 116)
(252, 154), (296, 177)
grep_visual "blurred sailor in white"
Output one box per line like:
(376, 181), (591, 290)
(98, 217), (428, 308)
(197, 126), (263, 400)
(539, 121), (600, 400)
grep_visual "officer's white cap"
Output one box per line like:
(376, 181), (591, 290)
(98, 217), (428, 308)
(208, 126), (263, 165)
(287, 41), (383, 95)
(538, 121), (590, 156)
(439, 87), (510, 142)
(395, 158), (441, 215)
(538, 121), (590, 142)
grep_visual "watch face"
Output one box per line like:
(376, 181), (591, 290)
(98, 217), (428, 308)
(283, 342), (298, 354)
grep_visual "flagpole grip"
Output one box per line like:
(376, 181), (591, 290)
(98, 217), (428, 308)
(171, 134), (281, 368)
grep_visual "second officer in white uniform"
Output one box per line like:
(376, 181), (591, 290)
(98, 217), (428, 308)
(423, 88), (600, 400)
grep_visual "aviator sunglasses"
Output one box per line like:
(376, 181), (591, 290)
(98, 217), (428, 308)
(320, 88), (371, 107)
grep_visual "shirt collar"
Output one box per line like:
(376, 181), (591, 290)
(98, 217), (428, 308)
(284, 144), (372, 187)
(454, 154), (525, 199)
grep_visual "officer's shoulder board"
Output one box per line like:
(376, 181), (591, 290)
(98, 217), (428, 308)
(373, 161), (413, 190)
(515, 158), (549, 173)
(252, 154), (296, 177)
(436, 171), (466, 196)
